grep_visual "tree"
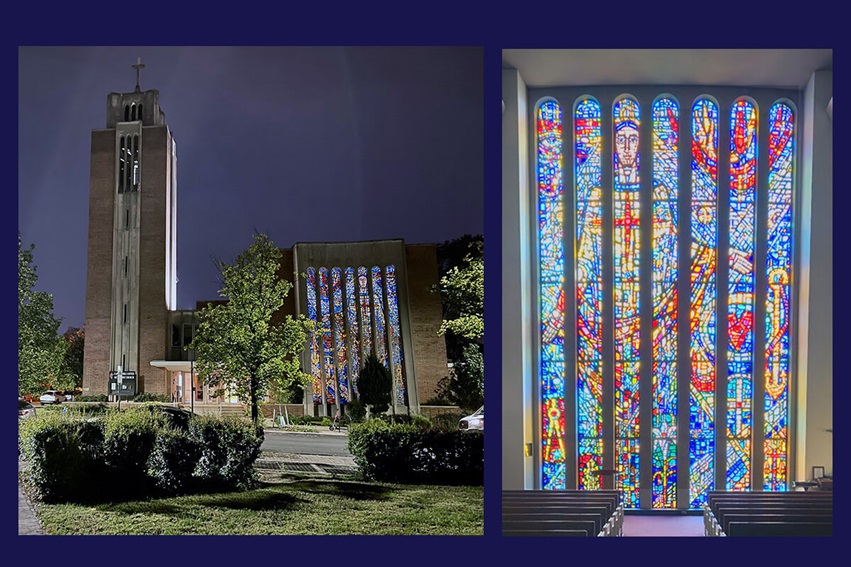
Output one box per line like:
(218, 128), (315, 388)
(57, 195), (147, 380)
(189, 233), (311, 423)
(437, 343), (483, 412)
(18, 234), (67, 396)
(58, 326), (85, 391)
(357, 353), (392, 416)
(437, 238), (484, 346)
(434, 236), (484, 409)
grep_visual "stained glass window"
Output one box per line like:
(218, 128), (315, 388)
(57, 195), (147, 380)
(307, 263), (408, 409)
(764, 102), (794, 491)
(385, 266), (406, 405)
(726, 99), (757, 491)
(345, 268), (360, 398)
(689, 98), (718, 508)
(319, 267), (337, 405)
(651, 97), (679, 508)
(371, 267), (387, 365)
(574, 97), (604, 491)
(537, 90), (794, 510)
(358, 266), (372, 361)
(538, 100), (566, 490)
(331, 268), (350, 404)
(613, 97), (642, 508)
(307, 268), (322, 403)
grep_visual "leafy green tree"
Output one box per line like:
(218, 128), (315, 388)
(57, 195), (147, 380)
(58, 326), (85, 391)
(437, 343), (483, 412)
(18, 234), (67, 396)
(189, 233), (311, 423)
(357, 353), (392, 415)
(438, 239), (483, 344)
(434, 236), (484, 409)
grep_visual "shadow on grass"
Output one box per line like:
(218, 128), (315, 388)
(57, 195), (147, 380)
(95, 500), (184, 515)
(95, 489), (305, 514)
(284, 479), (395, 501)
(190, 489), (304, 511)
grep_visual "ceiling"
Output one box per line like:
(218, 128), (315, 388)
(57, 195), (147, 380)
(502, 49), (833, 89)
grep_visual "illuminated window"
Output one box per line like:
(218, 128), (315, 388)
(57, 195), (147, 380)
(305, 264), (406, 408)
(536, 89), (796, 509)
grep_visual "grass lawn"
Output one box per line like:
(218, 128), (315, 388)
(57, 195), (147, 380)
(32, 471), (483, 535)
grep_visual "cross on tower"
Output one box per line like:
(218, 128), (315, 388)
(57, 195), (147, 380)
(132, 57), (145, 92)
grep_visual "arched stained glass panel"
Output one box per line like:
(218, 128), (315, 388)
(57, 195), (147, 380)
(727, 99), (758, 491)
(307, 268), (322, 404)
(613, 97), (641, 508)
(319, 267), (337, 405)
(689, 98), (719, 508)
(386, 265), (406, 405)
(651, 97), (679, 508)
(372, 266), (387, 365)
(358, 267), (372, 361)
(764, 103), (794, 491)
(575, 97), (604, 491)
(332, 268), (350, 404)
(345, 268), (360, 398)
(538, 100), (566, 490)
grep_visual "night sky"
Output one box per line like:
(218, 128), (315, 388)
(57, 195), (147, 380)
(18, 46), (484, 332)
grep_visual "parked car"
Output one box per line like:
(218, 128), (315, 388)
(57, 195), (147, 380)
(459, 406), (483, 431)
(18, 399), (37, 420)
(39, 390), (66, 405)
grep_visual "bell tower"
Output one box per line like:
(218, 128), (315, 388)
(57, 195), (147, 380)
(82, 58), (178, 397)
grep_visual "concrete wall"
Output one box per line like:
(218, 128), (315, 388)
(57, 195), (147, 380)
(404, 244), (449, 404)
(796, 69), (833, 479)
(501, 69), (534, 489)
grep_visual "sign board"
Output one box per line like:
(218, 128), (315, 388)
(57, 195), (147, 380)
(108, 370), (137, 398)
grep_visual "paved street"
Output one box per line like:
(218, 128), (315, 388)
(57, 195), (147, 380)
(261, 429), (350, 456)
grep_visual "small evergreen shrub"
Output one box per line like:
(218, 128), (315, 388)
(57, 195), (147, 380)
(19, 413), (89, 503)
(148, 428), (201, 495)
(346, 399), (367, 423)
(429, 411), (467, 431)
(75, 394), (108, 402)
(347, 419), (483, 485)
(19, 410), (265, 502)
(133, 392), (172, 403)
(189, 415), (263, 491)
(101, 408), (166, 495)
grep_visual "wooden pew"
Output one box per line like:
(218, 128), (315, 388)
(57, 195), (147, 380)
(503, 519), (599, 537)
(703, 491), (833, 536)
(727, 521), (832, 537)
(501, 529), (589, 537)
(502, 490), (623, 537)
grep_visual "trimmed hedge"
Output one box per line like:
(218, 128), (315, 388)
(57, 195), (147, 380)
(347, 419), (483, 485)
(18, 409), (264, 503)
(190, 415), (264, 492)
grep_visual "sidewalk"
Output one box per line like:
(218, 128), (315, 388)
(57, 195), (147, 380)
(18, 460), (43, 535)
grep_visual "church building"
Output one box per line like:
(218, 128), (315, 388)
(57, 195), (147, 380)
(501, 49), (832, 511)
(81, 63), (448, 417)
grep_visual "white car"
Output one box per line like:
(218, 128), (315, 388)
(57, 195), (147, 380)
(459, 406), (483, 431)
(39, 390), (65, 405)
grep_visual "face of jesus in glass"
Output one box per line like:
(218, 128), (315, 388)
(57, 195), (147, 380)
(616, 124), (639, 183)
